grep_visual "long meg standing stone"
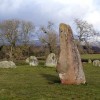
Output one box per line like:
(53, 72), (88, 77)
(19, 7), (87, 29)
(57, 23), (86, 85)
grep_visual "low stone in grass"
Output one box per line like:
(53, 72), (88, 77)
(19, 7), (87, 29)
(45, 53), (57, 67)
(93, 60), (100, 67)
(88, 59), (92, 64)
(29, 56), (38, 66)
(0, 61), (16, 68)
(25, 56), (38, 66)
(25, 58), (29, 63)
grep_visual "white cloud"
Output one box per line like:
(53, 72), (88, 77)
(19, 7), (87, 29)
(0, 0), (23, 13)
(84, 11), (100, 30)
(0, 0), (100, 32)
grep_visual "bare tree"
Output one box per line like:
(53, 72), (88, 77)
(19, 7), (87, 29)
(0, 19), (20, 60)
(0, 19), (35, 60)
(20, 20), (35, 45)
(20, 20), (35, 57)
(39, 21), (58, 55)
(74, 18), (97, 53)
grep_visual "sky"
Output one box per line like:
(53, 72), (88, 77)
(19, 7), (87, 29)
(0, 0), (100, 34)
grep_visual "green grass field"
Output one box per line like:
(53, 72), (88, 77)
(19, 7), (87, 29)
(81, 54), (100, 60)
(0, 63), (100, 100)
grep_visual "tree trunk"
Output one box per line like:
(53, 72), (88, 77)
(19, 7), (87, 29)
(48, 43), (52, 53)
(57, 23), (86, 85)
(9, 46), (13, 61)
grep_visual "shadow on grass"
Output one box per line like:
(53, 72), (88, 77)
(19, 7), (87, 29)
(40, 74), (60, 84)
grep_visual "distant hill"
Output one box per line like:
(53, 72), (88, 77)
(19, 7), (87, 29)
(32, 38), (100, 53)
(33, 39), (42, 46)
(92, 46), (100, 53)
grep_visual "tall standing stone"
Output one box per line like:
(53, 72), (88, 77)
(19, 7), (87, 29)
(57, 23), (86, 85)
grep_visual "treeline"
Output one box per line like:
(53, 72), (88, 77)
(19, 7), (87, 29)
(0, 19), (99, 61)
(0, 20), (59, 61)
(0, 19), (35, 60)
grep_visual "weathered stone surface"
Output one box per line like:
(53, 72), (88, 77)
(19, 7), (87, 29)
(25, 56), (38, 66)
(88, 59), (92, 64)
(29, 56), (38, 66)
(25, 58), (29, 63)
(57, 23), (86, 85)
(45, 53), (57, 67)
(0, 61), (16, 68)
(93, 60), (100, 67)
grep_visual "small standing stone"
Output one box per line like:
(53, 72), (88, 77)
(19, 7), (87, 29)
(29, 56), (38, 66)
(25, 58), (29, 63)
(88, 59), (92, 64)
(93, 60), (100, 67)
(45, 53), (57, 67)
(25, 56), (38, 66)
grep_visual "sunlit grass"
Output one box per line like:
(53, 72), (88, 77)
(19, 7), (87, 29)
(81, 54), (100, 60)
(0, 63), (100, 100)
